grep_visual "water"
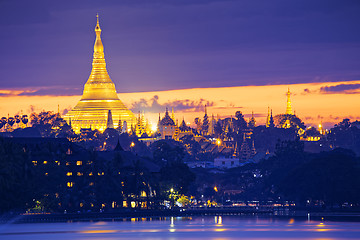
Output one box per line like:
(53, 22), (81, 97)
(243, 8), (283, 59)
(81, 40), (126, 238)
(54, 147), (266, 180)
(0, 215), (360, 239)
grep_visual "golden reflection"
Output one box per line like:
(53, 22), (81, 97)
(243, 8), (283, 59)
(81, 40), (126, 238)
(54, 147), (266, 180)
(217, 216), (223, 225)
(214, 228), (227, 232)
(80, 230), (117, 234)
(170, 216), (175, 227)
(315, 228), (331, 232)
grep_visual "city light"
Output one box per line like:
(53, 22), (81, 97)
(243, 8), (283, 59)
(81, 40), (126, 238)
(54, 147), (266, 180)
(151, 123), (157, 132)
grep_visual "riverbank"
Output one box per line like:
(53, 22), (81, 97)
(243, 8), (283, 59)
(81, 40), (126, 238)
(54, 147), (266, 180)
(1, 207), (360, 224)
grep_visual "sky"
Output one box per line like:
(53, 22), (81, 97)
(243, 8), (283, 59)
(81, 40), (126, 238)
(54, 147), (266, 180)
(0, 0), (360, 128)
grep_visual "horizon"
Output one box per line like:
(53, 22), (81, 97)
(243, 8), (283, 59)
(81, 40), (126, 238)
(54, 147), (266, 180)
(1, 80), (360, 129)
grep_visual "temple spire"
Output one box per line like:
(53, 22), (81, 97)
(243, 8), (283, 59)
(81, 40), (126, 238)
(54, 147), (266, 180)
(269, 109), (275, 128)
(107, 110), (114, 129)
(80, 14), (118, 101)
(94, 14), (104, 59)
(266, 106), (270, 127)
(248, 111), (256, 128)
(286, 88), (293, 115)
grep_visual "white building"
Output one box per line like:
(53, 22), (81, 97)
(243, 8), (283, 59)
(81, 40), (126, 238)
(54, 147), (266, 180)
(214, 155), (241, 168)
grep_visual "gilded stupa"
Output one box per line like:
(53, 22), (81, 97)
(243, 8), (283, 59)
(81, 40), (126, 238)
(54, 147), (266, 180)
(65, 15), (135, 133)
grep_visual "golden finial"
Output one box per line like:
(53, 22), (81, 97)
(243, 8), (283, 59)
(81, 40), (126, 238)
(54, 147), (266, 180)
(95, 14), (101, 32)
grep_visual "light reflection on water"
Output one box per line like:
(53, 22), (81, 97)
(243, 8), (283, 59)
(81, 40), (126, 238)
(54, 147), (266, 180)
(0, 215), (360, 240)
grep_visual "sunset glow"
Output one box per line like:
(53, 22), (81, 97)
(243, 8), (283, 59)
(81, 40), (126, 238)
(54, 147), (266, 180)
(1, 80), (359, 129)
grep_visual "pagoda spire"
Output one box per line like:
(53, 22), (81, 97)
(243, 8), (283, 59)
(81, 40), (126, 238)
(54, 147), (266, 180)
(286, 88), (293, 115)
(266, 106), (270, 127)
(80, 14), (118, 101)
(248, 111), (256, 128)
(269, 109), (275, 128)
(107, 110), (114, 129)
(94, 13), (104, 59)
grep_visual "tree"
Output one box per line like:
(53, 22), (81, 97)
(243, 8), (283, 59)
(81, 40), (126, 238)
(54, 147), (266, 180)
(159, 161), (195, 194)
(214, 120), (223, 138)
(235, 111), (247, 132)
(194, 118), (202, 133)
(151, 140), (187, 164)
(177, 195), (190, 207)
(278, 148), (360, 206)
(202, 113), (209, 135)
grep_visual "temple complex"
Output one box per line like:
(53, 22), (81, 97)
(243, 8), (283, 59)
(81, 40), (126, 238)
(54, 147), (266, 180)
(158, 108), (179, 140)
(65, 15), (135, 133)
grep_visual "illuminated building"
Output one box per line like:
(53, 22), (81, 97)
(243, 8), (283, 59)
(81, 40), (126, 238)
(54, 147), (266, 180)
(208, 114), (216, 136)
(248, 111), (256, 128)
(286, 88), (293, 115)
(65, 15), (135, 133)
(274, 88), (305, 130)
(284, 88), (293, 128)
(239, 133), (256, 162)
(177, 118), (194, 139)
(158, 108), (179, 140)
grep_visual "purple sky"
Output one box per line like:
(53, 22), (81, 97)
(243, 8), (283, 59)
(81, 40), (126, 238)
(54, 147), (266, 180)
(1, 0), (360, 95)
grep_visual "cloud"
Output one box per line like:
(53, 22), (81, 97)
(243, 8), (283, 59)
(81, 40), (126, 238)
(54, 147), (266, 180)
(0, 89), (37, 96)
(212, 106), (243, 110)
(18, 87), (81, 96)
(244, 113), (266, 118)
(319, 84), (360, 94)
(0, 86), (81, 97)
(302, 88), (311, 94)
(62, 106), (73, 116)
(130, 95), (214, 113)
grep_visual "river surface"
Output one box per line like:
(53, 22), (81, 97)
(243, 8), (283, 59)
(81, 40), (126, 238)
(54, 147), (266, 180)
(0, 215), (359, 239)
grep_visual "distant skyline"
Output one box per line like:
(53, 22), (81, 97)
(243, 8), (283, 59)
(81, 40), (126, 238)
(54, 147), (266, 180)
(1, 80), (359, 129)
(0, 0), (360, 129)
(1, 0), (360, 95)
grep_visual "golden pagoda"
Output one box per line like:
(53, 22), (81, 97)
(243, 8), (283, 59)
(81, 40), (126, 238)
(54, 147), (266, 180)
(65, 15), (135, 133)
(285, 88), (293, 115)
